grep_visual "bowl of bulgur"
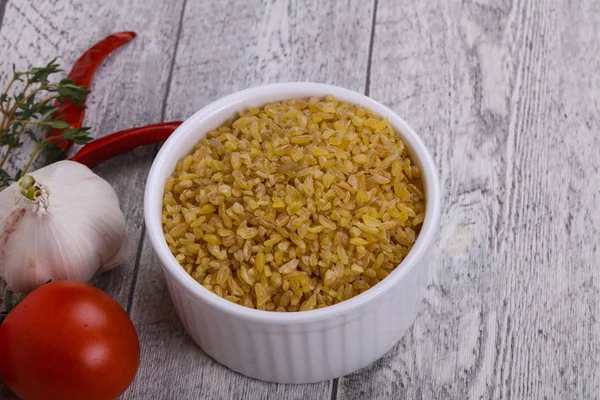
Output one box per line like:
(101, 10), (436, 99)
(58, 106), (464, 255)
(144, 82), (441, 384)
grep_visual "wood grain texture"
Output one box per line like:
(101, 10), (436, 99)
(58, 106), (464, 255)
(337, 0), (600, 399)
(0, 0), (184, 398)
(0, 0), (184, 302)
(126, 0), (374, 398)
(2, 0), (600, 399)
(0, 0), (6, 31)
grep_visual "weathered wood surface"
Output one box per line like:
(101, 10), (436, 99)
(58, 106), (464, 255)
(0, 0), (186, 398)
(2, 0), (600, 399)
(337, 0), (600, 399)
(126, 1), (374, 398)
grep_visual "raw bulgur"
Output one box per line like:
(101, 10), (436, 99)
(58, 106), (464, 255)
(162, 95), (425, 312)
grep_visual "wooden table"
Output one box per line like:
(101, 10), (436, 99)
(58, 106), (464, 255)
(1, 0), (599, 398)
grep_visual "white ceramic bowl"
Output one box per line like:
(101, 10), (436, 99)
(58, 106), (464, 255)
(144, 83), (441, 384)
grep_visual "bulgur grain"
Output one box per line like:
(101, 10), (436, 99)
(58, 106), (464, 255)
(162, 96), (425, 311)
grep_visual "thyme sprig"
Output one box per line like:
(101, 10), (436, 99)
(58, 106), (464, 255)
(0, 59), (92, 189)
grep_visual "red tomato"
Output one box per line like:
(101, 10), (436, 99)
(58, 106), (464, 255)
(0, 281), (140, 400)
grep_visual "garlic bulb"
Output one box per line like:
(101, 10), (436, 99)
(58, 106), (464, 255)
(0, 160), (129, 293)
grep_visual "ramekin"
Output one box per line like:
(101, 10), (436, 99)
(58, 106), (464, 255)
(144, 83), (441, 384)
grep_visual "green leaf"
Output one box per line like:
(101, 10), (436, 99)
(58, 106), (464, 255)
(48, 120), (70, 130)
(25, 129), (40, 143)
(3, 127), (21, 147)
(0, 59), (94, 186)
(37, 104), (55, 114)
(0, 168), (16, 190)
(0, 168), (10, 182)
(31, 106), (56, 123)
(30, 58), (61, 83)
(62, 127), (92, 144)
(40, 108), (58, 121)
(0, 129), (8, 146)
(57, 79), (89, 107)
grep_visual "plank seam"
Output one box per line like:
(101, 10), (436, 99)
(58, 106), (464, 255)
(334, 0), (378, 395)
(159, 0), (188, 125)
(125, 0), (188, 314)
(0, 0), (7, 31)
(330, 377), (339, 400)
(364, 0), (378, 96)
(126, 225), (148, 314)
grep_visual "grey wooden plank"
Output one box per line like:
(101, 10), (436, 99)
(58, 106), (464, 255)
(126, 0), (374, 398)
(337, 0), (600, 399)
(4, 0), (597, 399)
(0, 0), (7, 30)
(0, 0), (6, 317)
(163, 0), (374, 120)
(0, 0), (185, 398)
(0, 0), (183, 303)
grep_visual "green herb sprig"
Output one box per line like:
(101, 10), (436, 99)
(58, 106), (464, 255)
(0, 59), (93, 189)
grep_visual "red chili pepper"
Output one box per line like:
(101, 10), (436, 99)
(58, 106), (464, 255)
(70, 122), (182, 168)
(46, 32), (137, 152)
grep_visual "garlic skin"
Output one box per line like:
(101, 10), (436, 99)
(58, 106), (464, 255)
(0, 160), (129, 293)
